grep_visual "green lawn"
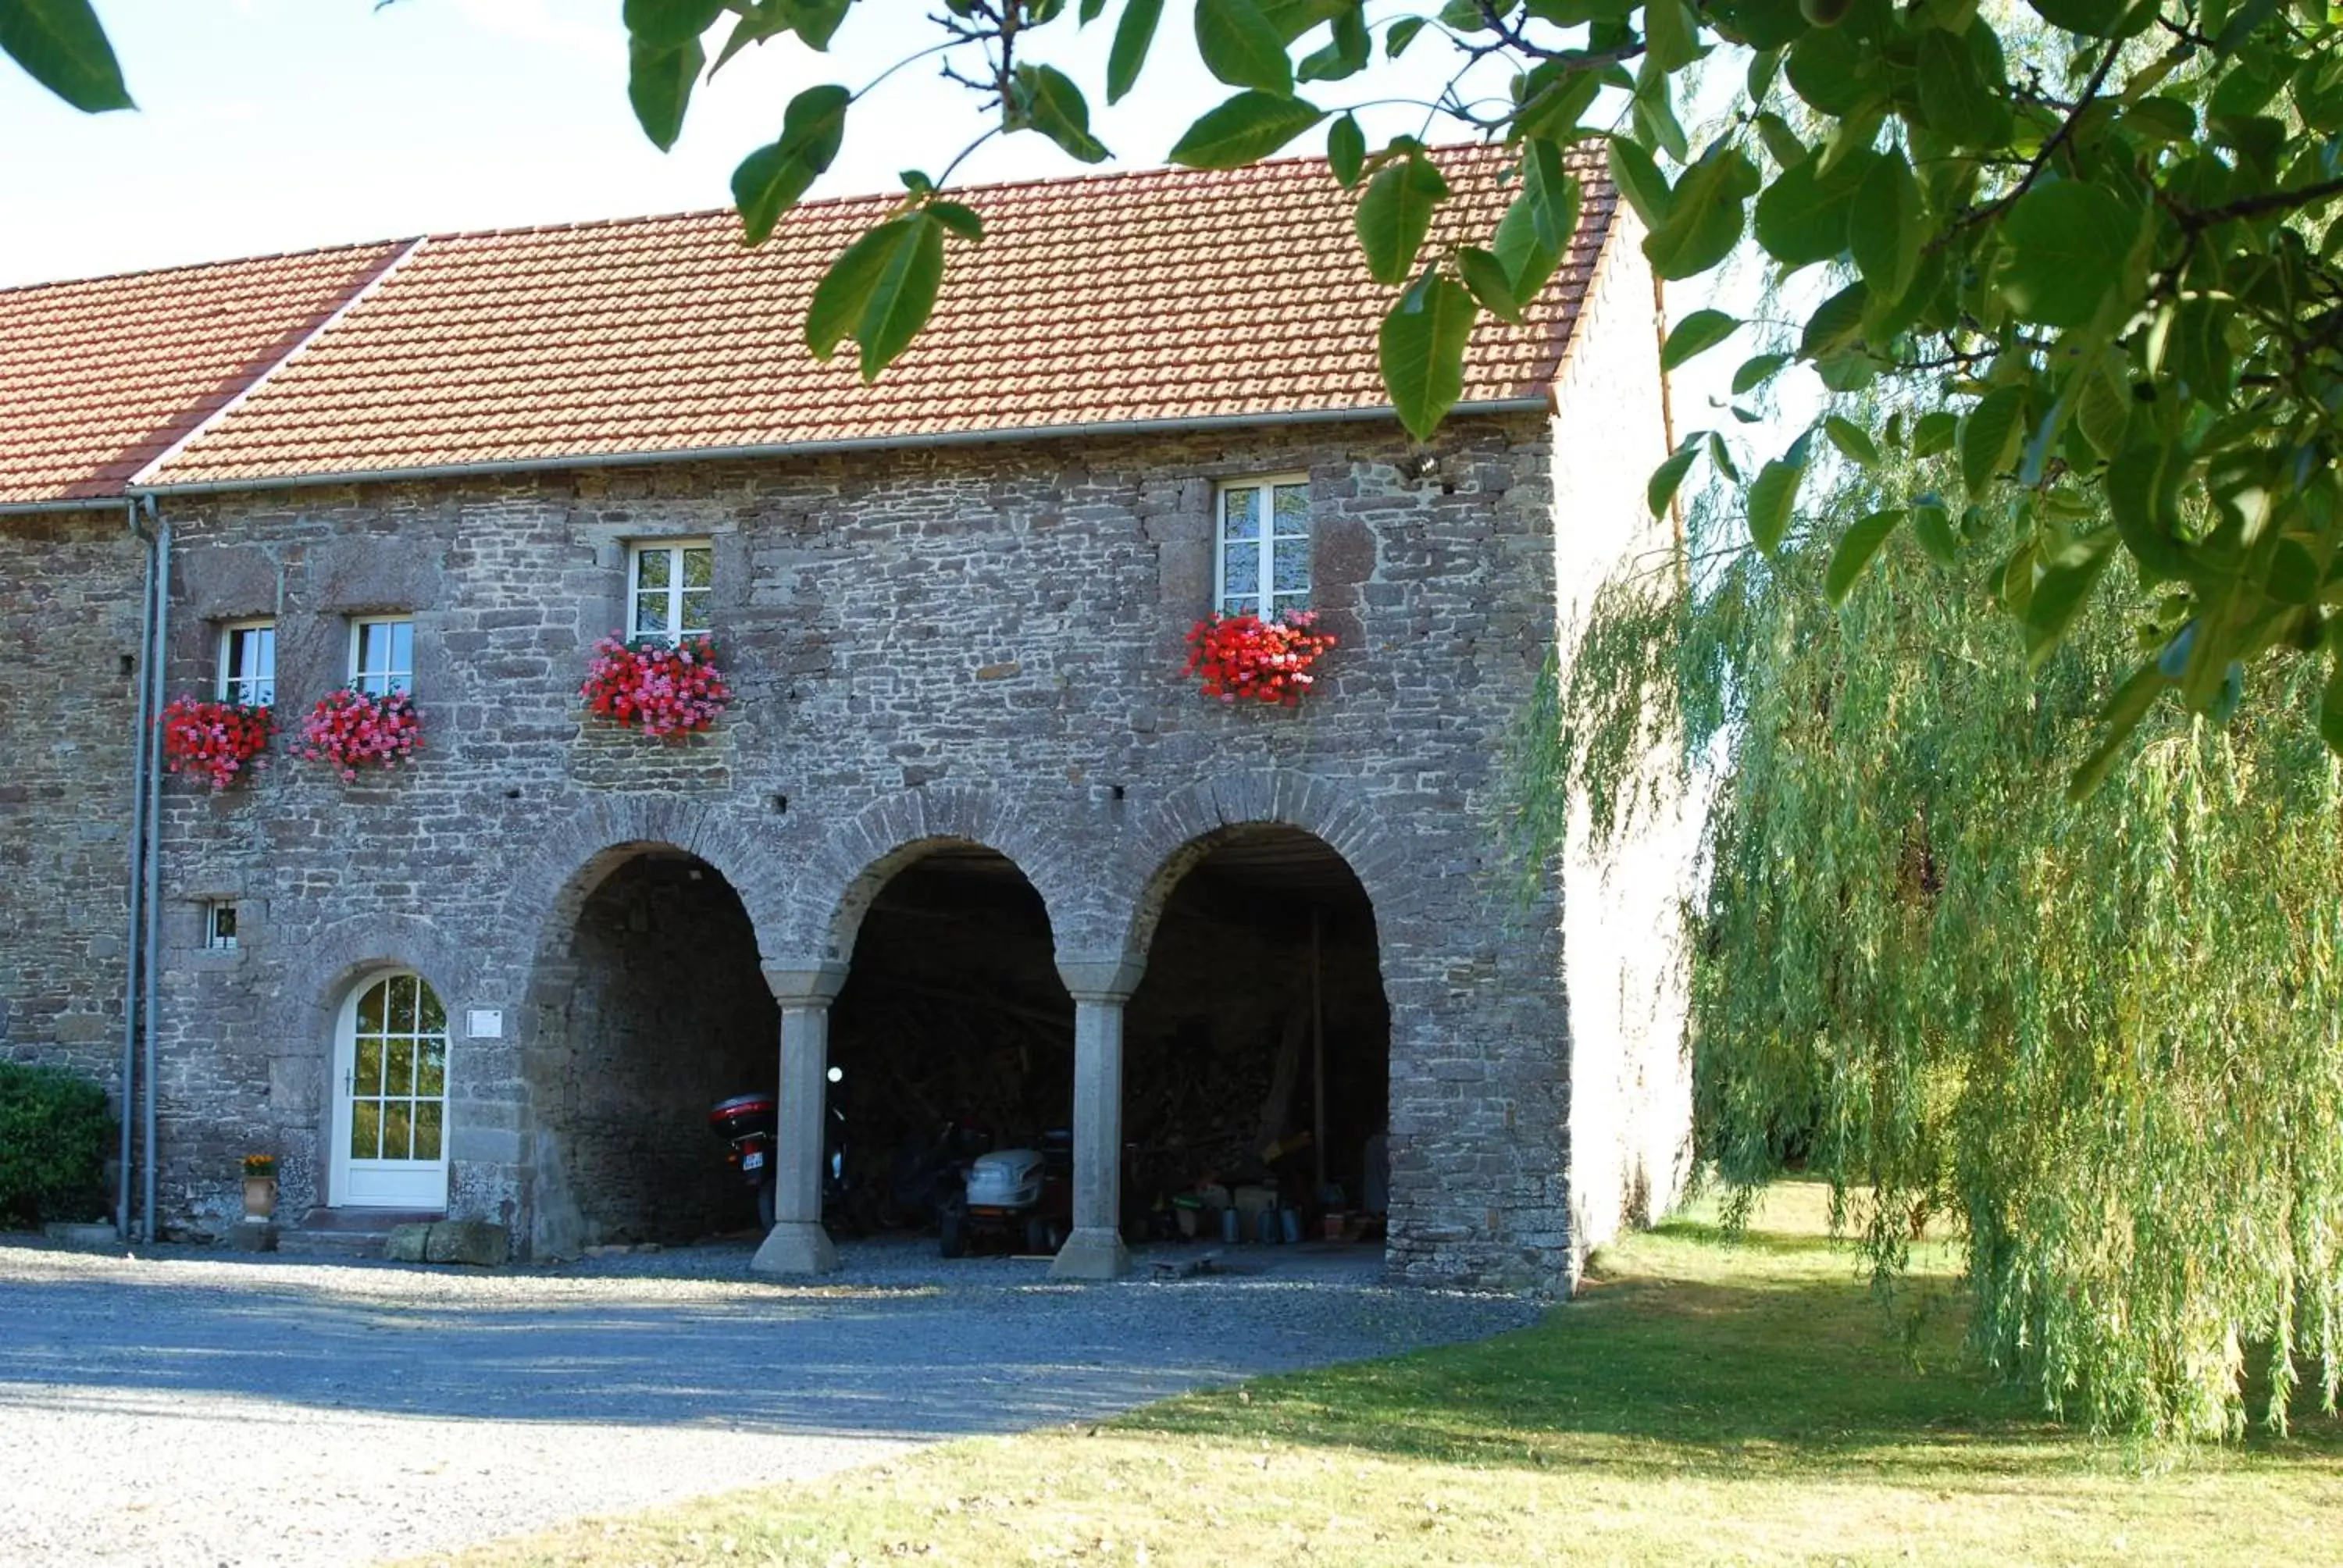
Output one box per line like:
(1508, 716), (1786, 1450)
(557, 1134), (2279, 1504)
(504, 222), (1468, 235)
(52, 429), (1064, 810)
(421, 1185), (2343, 1566)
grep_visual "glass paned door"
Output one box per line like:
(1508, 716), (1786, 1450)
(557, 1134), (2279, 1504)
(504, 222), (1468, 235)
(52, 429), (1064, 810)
(330, 972), (451, 1208)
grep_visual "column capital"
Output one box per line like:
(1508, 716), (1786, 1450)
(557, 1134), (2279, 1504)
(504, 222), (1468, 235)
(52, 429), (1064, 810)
(762, 959), (851, 1006)
(1056, 955), (1144, 1003)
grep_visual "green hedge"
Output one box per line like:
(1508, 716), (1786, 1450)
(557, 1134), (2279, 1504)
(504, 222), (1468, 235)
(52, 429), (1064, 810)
(0, 1061), (112, 1228)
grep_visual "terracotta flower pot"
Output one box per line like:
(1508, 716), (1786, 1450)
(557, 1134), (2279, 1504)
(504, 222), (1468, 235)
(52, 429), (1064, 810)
(242, 1176), (277, 1221)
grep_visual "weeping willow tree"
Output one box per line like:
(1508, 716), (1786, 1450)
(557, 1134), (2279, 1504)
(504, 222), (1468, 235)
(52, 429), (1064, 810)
(1529, 453), (2343, 1440)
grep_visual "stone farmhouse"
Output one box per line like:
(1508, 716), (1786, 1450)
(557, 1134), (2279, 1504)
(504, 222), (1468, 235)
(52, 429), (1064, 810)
(0, 144), (1692, 1292)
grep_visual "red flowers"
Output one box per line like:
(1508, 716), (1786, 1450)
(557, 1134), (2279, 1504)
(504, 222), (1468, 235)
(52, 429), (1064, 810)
(299, 688), (424, 782)
(581, 635), (731, 738)
(1184, 610), (1338, 704)
(158, 697), (273, 789)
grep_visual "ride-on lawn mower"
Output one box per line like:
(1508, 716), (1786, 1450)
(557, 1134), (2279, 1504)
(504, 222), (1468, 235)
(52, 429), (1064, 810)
(938, 1128), (1072, 1257)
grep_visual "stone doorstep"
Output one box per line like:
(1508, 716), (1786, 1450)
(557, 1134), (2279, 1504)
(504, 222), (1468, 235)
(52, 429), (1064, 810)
(275, 1206), (447, 1260)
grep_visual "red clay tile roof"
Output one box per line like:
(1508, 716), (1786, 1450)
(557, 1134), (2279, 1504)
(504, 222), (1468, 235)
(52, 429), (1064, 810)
(4, 145), (1614, 499)
(0, 243), (408, 505)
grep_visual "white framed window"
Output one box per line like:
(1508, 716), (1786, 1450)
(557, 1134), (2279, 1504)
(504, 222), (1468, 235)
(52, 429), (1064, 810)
(349, 616), (415, 697)
(1214, 477), (1311, 617)
(202, 901), (238, 951)
(216, 620), (276, 707)
(628, 540), (713, 643)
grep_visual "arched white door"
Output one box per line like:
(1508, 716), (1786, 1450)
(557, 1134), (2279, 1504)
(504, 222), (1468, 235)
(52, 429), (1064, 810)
(330, 971), (451, 1209)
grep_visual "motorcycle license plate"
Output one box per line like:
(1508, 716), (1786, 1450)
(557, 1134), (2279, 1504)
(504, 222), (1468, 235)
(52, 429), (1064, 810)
(741, 1151), (765, 1171)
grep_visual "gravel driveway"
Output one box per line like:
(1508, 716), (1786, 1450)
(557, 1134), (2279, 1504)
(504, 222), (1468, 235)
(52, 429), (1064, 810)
(0, 1235), (1537, 1566)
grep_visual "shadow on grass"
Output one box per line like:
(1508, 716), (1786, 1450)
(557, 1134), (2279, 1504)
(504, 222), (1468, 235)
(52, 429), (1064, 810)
(1118, 1235), (2343, 1483)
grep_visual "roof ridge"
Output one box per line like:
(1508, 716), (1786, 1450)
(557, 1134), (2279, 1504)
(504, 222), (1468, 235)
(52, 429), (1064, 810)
(0, 236), (417, 302)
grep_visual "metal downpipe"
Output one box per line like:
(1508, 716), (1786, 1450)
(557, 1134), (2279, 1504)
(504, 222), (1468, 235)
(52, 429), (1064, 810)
(139, 508), (169, 1242)
(117, 502), (158, 1242)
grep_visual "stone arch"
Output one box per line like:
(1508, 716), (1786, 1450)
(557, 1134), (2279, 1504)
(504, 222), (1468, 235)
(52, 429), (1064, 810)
(495, 795), (789, 970)
(779, 786), (1106, 960)
(1118, 768), (1407, 965)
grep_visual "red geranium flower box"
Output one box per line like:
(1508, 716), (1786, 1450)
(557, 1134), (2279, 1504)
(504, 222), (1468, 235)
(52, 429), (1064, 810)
(299, 688), (423, 782)
(158, 697), (273, 790)
(581, 635), (730, 738)
(1183, 610), (1337, 704)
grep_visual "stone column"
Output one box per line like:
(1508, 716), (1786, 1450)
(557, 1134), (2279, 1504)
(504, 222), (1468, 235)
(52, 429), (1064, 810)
(750, 960), (849, 1278)
(1051, 957), (1145, 1281)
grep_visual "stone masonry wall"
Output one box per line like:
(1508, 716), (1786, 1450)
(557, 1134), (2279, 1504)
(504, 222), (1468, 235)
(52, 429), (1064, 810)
(127, 412), (1599, 1289)
(0, 507), (145, 1213)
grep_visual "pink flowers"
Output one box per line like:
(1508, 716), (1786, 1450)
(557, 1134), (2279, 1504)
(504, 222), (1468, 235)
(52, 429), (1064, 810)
(1183, 610), (1338, 704)
(158, 697), (273, 789)
(299, 688), (424, 782)
(580, 635), (731, 738)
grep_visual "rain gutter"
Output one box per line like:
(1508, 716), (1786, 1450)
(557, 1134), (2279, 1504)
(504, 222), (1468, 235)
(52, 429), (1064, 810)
(129, 397), (1558, 499)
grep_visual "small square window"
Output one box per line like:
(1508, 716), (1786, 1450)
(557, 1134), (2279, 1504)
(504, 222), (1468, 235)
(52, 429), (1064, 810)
(629, 540), (713, 643)
(216, 622), (275, 707)
(203, 901), (238, 951)
(1215, 478), (1311, 618)
(350, 616), (415, 697)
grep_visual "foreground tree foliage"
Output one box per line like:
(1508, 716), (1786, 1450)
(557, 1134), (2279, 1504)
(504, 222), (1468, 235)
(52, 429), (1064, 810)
(12, 0), (2341, 764)
(1528, 448), (2343, 1438)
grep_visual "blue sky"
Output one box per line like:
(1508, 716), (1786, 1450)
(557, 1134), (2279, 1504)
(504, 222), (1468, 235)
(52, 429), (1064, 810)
(0, 0), (1520, 287)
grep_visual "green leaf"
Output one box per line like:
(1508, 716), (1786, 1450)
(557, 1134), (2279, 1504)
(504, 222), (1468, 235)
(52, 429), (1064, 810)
(2106, 443), (2192, 582)
(1798, 280), (1868, 361)
(1753, 151), (1872, 268)
(1168, 91), (1327, 167)
(1297, 2), (1370, 80)
(1525, 141), (1582, 251)
(1999, 181), (2141, 328)
(1912, 410), (1958, 458)
(1643, 147), (1756, 280)
(2067, 664), (2175, 798)
(1107, 0), (1164, 102)
(1823, 415), (1881, 469)
(1378, 273), (1478, 440)
(1707, 430), (1742, 483)
(1917, 27), (2010, 148)
(732, 84), (851, 244)
(1732, 352), (1791, 394)
(1493, 194), (1562, 304)
(1327, 113), (1365, 187)
(1385, 15), (1426, 54)
(623, 0), (725, 49)
(1607, 134), (1674, 227)
(1195, 0), (1293, 93)
(2322, 651), (2343, 755)
(1746, 443), (1809, 554)
(2024, 530), (2119, 668)
(1825, 508), (1903, 603)
(1644, 0), (1699, 71)
(1662, 310), (1739, 371)
(628, 34), (705, 152)
(1648, 435), (1704, 515)
(1356, 155), (1450, 286)
(2024, 0), (2131, 36)
(1013, 63), (1111, 162)
(925, 201), (984, 241)
(808, 219), (914, 360)
(0, 0), (130, 111)
(1960, 386), (2026, 498)
(1846, 148), (1921, 301)
(854, 214), (947, 381)
(2076, 360), (2131, 458)
(1457, 248), (1524, 323)
(1913, 498), (1959, 565)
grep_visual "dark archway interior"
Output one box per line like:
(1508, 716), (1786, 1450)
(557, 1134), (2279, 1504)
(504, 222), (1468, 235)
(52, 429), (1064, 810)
(829, 846), (1075, 1200)
(1124, 827), (1389, 1235)
(544, 852), (776, 1245)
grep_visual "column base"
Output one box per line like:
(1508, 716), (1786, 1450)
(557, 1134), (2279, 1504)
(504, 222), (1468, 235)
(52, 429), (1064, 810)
(1047, 1226), (1130, 1281)
(749, 1221), (839, 1277)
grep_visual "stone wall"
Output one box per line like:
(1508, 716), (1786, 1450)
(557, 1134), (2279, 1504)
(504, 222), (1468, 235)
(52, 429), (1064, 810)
(0, 507), (145, 1192)
(112, 408), (1629, 1289)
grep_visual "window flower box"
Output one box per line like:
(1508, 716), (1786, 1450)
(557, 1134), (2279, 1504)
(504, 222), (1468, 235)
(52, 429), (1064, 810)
(1183, 609), (1337, 704)
(299, 687), (423, 782)
(158, 697), (273, 789)
(581, 634), (730, 738)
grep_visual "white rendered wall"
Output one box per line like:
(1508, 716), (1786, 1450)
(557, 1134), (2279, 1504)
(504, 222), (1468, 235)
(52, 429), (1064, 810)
(1547, 213), (1702, 1267)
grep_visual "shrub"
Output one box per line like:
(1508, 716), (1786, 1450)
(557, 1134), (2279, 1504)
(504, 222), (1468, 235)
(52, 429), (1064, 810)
(0, 1061), (112, 1228)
